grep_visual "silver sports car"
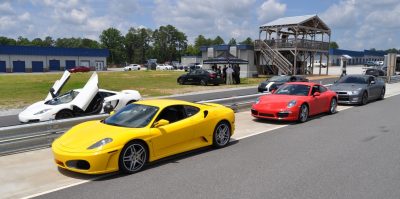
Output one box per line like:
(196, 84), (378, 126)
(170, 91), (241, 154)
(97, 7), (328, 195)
(330, 75), (385, 105)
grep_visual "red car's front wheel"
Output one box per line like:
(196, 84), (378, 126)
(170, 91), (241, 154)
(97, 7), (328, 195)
(298, 104), (308, 123)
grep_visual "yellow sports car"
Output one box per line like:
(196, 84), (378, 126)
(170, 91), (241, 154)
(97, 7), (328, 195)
(52, 99), (235, 174)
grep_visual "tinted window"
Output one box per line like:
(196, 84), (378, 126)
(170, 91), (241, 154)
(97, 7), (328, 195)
(184, 105), (200, 117)
(155, 105), (186, 124)
(275, 84), (310, 96)
(99, 91), (115, 98)
(337, 76), (368, 84)
(319, 86), (328, 93)
(268, 76), (291, 82)
(103, 104), (159, 128)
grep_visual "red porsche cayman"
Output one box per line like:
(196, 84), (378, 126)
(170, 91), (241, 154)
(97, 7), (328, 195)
(251, 82), (338, 122)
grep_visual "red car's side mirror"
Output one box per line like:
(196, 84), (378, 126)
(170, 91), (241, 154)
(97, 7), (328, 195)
(313, 92), (321, 97)
(271, 89), (277, 94)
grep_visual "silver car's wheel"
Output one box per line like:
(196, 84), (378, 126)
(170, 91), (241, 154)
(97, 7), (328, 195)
(361, 92), (368, 105)
(379, 88), (385, 100)
(298, 104), (308, 123)
(119, 141), (147, 174)
(213, 121), (231, 148)
(329, 98), (337, 114)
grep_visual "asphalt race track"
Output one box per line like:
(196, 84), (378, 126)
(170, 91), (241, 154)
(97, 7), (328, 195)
(0, 78), (337, 127)
(34, 92), (400, 199)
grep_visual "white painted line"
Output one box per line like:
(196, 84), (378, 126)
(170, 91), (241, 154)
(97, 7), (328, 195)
(22, 173), (114, 199)
(234, 125), (289, 140)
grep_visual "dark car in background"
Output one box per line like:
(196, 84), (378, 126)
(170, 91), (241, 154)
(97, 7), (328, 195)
(68, 66), (90, 73)
(330, 75), (385, 105)
(177, 69), (224, 86)
(364, 61), (377, 67)
(365, 68), (386, 77)
(258, 75), (309, 93)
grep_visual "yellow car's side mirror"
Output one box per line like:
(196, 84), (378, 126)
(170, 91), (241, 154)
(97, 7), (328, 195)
(110, 110), (116, 115)
(154, 119), (169, 128)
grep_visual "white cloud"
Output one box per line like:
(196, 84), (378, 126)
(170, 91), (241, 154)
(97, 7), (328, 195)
(109, 0), (140, 16)
(257, 0), (286, 23)
(320, 0), (356, 29)
(18, 12), (31, 21)
(0, 2), (14, 14)
(320, 0), (400, 50)
(153, 0), (257, 43)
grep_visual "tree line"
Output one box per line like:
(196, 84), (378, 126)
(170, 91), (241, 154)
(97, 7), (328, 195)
(0, 25), (254, 66)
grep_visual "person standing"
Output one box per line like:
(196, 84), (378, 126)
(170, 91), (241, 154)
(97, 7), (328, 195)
(226, 66), (234, 85)
(217, 66), (222, 75)
(222, 65), (227, 82)
(234, 64), (240, 84)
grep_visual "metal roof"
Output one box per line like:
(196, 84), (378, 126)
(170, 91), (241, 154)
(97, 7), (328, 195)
(260, 14), (330, 32)
(329, 49), (386, 57)
(200, 44), (254, 52)
(261, 14), (316, 27)
(0, 45), (109, 57)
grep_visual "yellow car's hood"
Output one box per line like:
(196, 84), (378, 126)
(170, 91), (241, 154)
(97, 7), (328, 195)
(56, 120), (146, 151)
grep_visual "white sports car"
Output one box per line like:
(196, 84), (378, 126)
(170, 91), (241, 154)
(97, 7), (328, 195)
(156, 64), (174, 70)
(18, 71), (142, 123)
(123, 64), (141, 71)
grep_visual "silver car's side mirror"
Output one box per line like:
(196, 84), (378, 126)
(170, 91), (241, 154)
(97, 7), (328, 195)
(370, 80), (375, 84)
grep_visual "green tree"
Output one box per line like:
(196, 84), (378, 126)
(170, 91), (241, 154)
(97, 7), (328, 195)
(31, 38), (44, 46)
(329, 41), (339, 49)
(228, 38), (237, 45)
(239, 37), (253, 45)
(43, 36), (54, 47)
(80, 38), (100, 48)
(100, 28), (125, 64)
(386, 48), (399, 53)
(152, 25), (187, 63)
(213, 36), (225, 45)
(0, 36), (17, 45)
(185, 44), (200, 56)
(16, 36), (31, 46)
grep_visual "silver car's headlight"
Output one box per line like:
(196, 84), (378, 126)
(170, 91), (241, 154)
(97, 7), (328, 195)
(87, 138), (113, 149)
(287, 100), (297, 108)
(34, 108), (51, 115)
(348, 90), (361, 95)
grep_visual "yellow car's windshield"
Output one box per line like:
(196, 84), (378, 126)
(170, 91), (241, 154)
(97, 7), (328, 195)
(103, 104), (159, 128)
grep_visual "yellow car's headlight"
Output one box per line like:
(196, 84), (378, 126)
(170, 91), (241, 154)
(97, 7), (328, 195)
(87, 138), (113, 149)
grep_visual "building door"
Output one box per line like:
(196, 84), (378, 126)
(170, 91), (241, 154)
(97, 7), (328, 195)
(13, 61), (25, 72)
(49, 60), (60, 71)
(32, 61), (44, 72)
(65, 60), (76, 70)
(95, 61), (104, 71)
(0, 61), (5, 72)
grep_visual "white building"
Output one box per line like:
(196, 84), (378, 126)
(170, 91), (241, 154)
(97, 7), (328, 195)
(0, 45), (109, 73)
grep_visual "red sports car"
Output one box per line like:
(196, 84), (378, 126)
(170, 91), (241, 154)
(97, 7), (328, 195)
(251, 82), (338, 122)
(68, 66), (90, 73)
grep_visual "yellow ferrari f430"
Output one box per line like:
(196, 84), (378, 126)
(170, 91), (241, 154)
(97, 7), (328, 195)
(52, 99), (235, 174)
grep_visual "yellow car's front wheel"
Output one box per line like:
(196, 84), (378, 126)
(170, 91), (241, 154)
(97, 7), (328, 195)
(213, 121), (231, 148)
(119, 141), (148, 174)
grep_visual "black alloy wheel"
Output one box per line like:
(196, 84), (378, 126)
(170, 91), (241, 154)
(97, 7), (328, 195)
(55, 110), (74, 120)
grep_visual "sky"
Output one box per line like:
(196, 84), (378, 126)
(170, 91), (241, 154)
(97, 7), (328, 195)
(0, 0), (399, 50)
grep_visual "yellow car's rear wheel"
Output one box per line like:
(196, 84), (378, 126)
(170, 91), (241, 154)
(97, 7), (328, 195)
(119, 141), (148, 174)
(212, 121), (231, 148)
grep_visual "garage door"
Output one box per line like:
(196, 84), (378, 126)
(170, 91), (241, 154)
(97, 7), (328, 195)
(13, 61), (25, 72)
(65, 60), (76, 70)
(0, 61), (5, 73)
(49, 60), (60, 71)
(80, 60), (90, 67)
(32, 61), (44, 72)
